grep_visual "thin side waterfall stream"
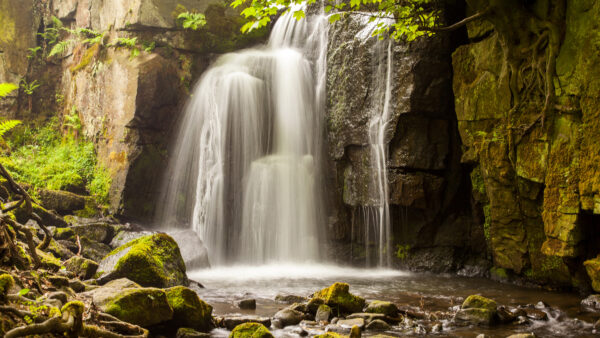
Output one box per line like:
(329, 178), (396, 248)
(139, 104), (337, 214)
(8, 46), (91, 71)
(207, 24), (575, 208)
(154, 10), (595, 338)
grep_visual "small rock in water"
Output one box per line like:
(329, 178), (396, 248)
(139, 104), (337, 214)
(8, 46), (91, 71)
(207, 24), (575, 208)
(316, 304), (332, 322)
(365, 319), (390, 331)
(338, 318), (365, 329)
(289, 302), (308, 313)
(350, 325), (361, 338)
(365, 300), (399, 317)
(431, 323), (442, 333)
(273, 308), (305, 327)
(346, 312), (386, 324)
(506, 334), (535, 338)
(275, 294), (307, 304)
(176, 327), (210, 338)
(271, 318), (284, 329)
(497, 306), (516, 324)
(522, 308), (548, 321)
(290, 327), (308, 336)
(223, 315), (271, 330)
(535, 301), (549, 309)
(582, 294), (600, 311)
(331, 317), (339, 324)
(238, 298), (256, 310)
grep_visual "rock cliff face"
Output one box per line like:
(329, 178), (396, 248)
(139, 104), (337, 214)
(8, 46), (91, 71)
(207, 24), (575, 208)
(1, 0), (267, 219)
(324, 11), (487, 272)
(453, 0), (600, 290)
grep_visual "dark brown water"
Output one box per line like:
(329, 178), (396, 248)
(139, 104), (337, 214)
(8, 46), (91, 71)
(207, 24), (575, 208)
(190, 264), (598, 337)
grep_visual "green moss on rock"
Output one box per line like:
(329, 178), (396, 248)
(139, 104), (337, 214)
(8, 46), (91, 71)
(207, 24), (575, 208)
(462, 295), (497, 312)
(365, 300), (399, 316)
(104, 287), (173, 327)
(64, 256), (98, 280)
(584, 256), (600, 292)
(98, 233), (188, 288)
(165, 286), (213, 332)
(311, 282), (365, 314)
(229, 322), (273, 338)
(0, 274), (14, 298)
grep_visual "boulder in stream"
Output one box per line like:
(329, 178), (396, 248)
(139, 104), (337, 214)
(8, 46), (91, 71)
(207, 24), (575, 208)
(315, 304), (332, 322)
(273, 308), (305, 327)
(230, 322), (274, 338)
(310, 282), (365, 314)
(454, 295), (498, 326)
(365, 300), (399, 316)
(165, 286), (213, 331)
(97, 233), (189, 288)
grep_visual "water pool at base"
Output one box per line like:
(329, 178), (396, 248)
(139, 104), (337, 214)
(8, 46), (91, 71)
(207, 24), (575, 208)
(189, 264), (598, 337)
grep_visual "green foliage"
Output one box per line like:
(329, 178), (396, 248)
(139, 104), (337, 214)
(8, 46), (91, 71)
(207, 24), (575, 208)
(2, 118), (111, 205)
(27, 47), (42, 59)
(109, 37), (141, 59)
(0, 83), (18, 98)
(20, 79), (40, 95)
(64, 106), (82, 136)
(0, 120), (22, 143)
(231, 0), (437, 40)
(395, 244), (411, 259)
(177, 11), (207, 30)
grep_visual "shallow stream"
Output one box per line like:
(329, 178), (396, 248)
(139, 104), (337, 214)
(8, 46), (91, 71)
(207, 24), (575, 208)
(190, 265), (598, 337)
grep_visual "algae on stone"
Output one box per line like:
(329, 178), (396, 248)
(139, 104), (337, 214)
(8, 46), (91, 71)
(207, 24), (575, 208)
(311, 282), (365, 314)
(229, 322), (273, 338)
(98, 233), (188, 287)
(165, 286), (213, 331)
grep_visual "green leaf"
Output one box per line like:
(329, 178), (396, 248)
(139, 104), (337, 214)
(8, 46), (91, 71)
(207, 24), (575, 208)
(292, 9), (305, 21)
(325, 5), (332, 12)
(18, 288), (30, 296)
(0, 83), (18, 98)
(328, 13), (341, 23)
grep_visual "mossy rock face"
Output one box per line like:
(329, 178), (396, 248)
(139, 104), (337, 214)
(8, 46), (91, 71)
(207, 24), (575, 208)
(229, 322), (274, 338)
(71, 223), (115, 244)
(13, 203), (68, 228)
(36, 249), (61, 271)
(584, 256), (600, 292)
(98, 233), (188, 288)
(64, 256), (99, 280)
(165, 286), (213, 332)
(365, 300), (399, 316)
(104, 287), (173, 327)
(311, 282), (365, 314)
(79, 237), (112, 262)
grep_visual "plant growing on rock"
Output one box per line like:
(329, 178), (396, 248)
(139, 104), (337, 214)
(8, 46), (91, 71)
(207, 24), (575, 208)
(19, 79), (40, 113)
(177, 11), (207, 30)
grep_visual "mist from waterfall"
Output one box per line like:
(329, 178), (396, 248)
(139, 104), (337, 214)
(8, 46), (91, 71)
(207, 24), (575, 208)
(156, 8), (328, 266)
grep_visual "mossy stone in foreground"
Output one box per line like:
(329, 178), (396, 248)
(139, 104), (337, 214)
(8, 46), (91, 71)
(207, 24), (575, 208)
(229, 322), (273, 338)
(166, 286), (213, 331)
(315, 333), (347, 338)
(64, 256), (98, 280)
(98, 233), (188, 288)
(104, 287), (173, 327)
(310, 282), (365, 314)
(454, 295), (498, 326)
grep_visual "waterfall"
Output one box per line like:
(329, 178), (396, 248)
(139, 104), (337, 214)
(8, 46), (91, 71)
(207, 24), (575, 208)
(357, 19), (395, 267)
(156, 8), (328, 266)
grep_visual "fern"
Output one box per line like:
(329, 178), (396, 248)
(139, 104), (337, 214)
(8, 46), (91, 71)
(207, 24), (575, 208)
(48, 39), (74, 58)
(0, 83), (18, 98)
(177, 12), (206, 30)
(0, 120), (22, 142)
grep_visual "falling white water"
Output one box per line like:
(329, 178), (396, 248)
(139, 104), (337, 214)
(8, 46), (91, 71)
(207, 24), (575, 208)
(156, 8), (328, 266)
(360, 18), (395, 267)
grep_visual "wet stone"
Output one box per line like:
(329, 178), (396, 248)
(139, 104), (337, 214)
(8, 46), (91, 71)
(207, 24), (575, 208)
(346, 312), (387, 324)
(238, 298), (256, 310)
(316, 304), (332, 322)
(338, 317), (365, 329)
(365, 319), (390, 331)
(582, 294), (600, 311)
(275, 294), (307, 304)
(223, 315), (271, 331)
(47, 291), (68, 304)
(273, 308), (305, 327)
(522, 308), (548, 321)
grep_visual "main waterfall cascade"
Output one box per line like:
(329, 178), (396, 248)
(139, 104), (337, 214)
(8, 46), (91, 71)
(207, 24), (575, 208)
(156, 9), (329, 265)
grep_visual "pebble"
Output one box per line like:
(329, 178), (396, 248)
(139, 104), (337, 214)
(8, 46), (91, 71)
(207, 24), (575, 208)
(237, 298), (256, 310)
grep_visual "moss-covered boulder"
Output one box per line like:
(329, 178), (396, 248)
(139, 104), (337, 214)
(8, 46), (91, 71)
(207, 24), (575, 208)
(37, 188), (85, 214)
(14, 202), (67, 227)
(365, 300), (399, 316)
(98, 233), (188, 287)
(315, 333), (347, 338)
(165, 286), (213, 332)
(229, 322), (274, 338)
(70, 223), (116, 244)
(64, 256), (98, 280)
(83, 278), (173, 327)
(454, 295), (498, 326)
(79, 237), (112, 262)
(177, 327), (211, 338)
(310, 282), (365, 314)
